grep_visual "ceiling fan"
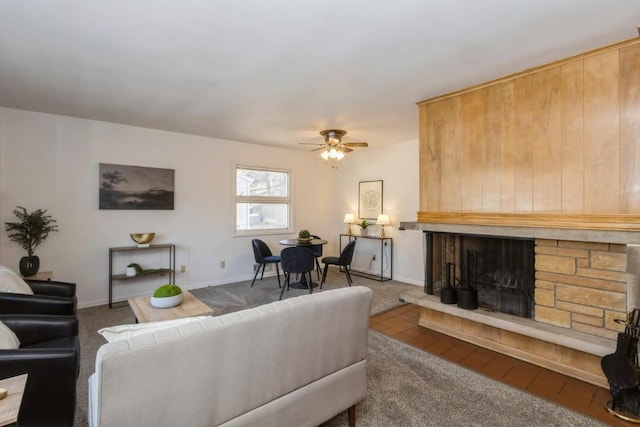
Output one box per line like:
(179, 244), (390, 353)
(300, 129), (368, 160)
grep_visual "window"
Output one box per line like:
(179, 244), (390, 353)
(235, 165), (291, 235)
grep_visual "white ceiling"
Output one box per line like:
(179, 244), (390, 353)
(0, 1), (639, 150)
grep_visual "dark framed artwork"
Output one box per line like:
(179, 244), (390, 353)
(358, 180), (383, 220)
(99, 163), (175, 210)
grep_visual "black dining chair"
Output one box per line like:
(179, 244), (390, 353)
(250, 239), (281, 288)
(279, 247), (315, 300)
(309, 234), (323, 280)
(321, 240), (356, 288)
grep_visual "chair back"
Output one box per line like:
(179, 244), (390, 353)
(338, 240), (357, 265)
(309, 235), (323, 257)
(280, 247), (314, 274)
(252, 239), (273, 263)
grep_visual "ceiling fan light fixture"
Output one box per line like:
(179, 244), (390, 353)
(314, 129), (366, 160)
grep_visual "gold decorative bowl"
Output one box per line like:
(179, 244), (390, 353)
(130, 233), (156, 245)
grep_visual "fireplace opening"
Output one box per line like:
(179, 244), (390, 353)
(425, 232), (535, 318)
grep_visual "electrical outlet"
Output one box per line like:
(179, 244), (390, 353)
(220, 260), (225, 268)
(180, 265), (186, 273)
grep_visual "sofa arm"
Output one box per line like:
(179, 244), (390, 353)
(0, 348), (78, 427)
(26, 279), (76, 297)
(0, 292), (76, 315)
(0, 315), (78, 346)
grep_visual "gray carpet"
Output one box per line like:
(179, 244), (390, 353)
(75, 269), (605, 426)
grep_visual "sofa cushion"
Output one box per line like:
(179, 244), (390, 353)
(0, 321), (20, 349)
(98, 316), (211, 342)
(0, 266), (34, 295)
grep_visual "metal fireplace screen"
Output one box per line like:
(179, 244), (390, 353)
(425, 232), (535, 318)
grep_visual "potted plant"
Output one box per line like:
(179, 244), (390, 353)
(150, 284), (183, 308)
(297, 229), (312, 242)
(4, 206), (58, 277)
(358, 219), (371, 236)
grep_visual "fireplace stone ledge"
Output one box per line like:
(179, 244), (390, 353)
(400, 288), (614, 356)
(401, 288), (614, 387)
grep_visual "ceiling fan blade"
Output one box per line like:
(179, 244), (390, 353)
(299, 142), (324, 146)
(339, 146), (354, 153)
(342, 142), (368, 147)
(310, 147), (325, 152)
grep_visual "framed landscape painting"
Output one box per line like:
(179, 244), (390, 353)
(99, 163), (174, 210)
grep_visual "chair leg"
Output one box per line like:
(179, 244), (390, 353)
(259, 264), (266, 280)
(307, 272), (313, 294)
(321, 264), (329, 288)
(250, 265), (261, 287)
(347, 404), (356, 427)
(279, 273), (289, 300)
(344, 266), (353, 286)
(315, 258), (321, 281)
(275, 263), (281, 288)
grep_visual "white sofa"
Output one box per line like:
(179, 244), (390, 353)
(88, 286), (373, 427)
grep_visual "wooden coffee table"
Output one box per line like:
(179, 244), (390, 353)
(128, 290), (213, 323)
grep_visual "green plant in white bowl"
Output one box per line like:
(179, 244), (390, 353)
(150, 284), (183, 308)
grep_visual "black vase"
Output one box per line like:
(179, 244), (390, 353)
(19, 255), (40, 277)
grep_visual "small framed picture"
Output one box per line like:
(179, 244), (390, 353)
(358, 180), (383, 220)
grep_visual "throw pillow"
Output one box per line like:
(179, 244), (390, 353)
(98, 316), (210, 342)
(0, 266), (34, 295)
(0, 321), (20, 349)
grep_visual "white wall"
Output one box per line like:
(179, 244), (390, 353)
(0, 108), (423, 308)
(331, 139), (424, 286)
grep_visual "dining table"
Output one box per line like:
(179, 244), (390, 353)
(279, 238), (328, 289)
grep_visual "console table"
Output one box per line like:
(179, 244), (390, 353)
(109, 243), (175, 308)
(339, 234), (392, 282)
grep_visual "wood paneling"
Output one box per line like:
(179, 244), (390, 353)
(461, 90), (483, 211)
(418, 37), (640, 221)
(532, 67), (562, 211)
(511, 75), (534, 212)
(439, 97), (462, 211)
(561, 60), (584, 213)
(583, 50), (619, 213)
(620, 43), (640, 213)
(483, 84), (502, 211)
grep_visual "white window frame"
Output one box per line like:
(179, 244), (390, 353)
(233, 164), (293, 237)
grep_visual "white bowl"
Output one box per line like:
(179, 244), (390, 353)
(150, 293), (183, 308)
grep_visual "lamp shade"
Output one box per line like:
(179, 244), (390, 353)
(376, 214), (390, 225)
(344, 213), (356, 224)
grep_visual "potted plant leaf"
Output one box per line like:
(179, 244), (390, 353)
(358, 219), (371, 236)
(4, 206), (58, 276)
(297, 229), (312, 243)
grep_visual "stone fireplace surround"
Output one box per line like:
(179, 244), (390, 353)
(399, 220), (640, 388)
